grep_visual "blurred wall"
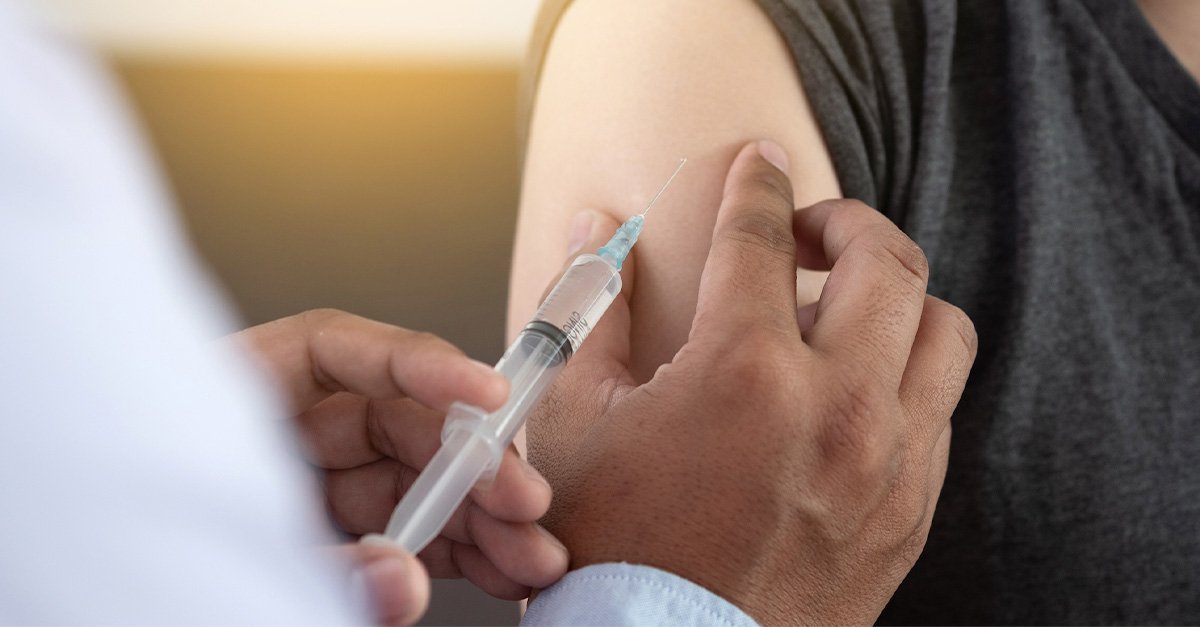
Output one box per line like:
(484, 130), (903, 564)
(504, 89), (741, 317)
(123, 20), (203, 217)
(113, 53), (524, 627)
(116, 61), (521, 357)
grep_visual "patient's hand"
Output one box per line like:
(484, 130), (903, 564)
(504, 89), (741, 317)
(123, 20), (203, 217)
(229, 310), (569, 625)
(529, 141), (977, 625)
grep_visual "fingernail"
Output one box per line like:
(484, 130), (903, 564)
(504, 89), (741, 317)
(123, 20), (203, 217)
(535, 523), (569, 556)
(567, 211), (596, 256)
(757, 139), (789, 173)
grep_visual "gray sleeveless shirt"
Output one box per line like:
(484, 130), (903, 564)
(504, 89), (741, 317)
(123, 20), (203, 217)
(526, 0), (1200, 622)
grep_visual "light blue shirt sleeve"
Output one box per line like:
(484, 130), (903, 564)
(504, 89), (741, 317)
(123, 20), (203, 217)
(523, 563), (760, 626)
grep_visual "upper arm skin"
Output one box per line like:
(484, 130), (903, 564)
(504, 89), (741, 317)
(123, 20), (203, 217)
(510, 0), (842, 382)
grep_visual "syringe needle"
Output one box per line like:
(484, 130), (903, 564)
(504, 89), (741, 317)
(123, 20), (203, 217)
(641, 158), (687, 217)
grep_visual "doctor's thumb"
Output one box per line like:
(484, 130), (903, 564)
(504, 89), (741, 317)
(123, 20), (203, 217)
(344, 542), (430, 626)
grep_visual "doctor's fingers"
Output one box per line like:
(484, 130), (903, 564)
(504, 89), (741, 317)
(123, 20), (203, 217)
(334, 542), (430, 626)
(295, 393), (432, 470)
(418, 508), (570, 596)
(325, 464), (566, 593)
(232, 308), (509, 415)
(324, 448), (552, 534)
(298, 393), (551, 520)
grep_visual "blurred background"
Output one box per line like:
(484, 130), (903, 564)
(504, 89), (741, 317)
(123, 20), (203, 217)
(34, 0), (542, 623)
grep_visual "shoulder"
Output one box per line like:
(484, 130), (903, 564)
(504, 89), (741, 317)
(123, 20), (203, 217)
(522, 0), (841, 211)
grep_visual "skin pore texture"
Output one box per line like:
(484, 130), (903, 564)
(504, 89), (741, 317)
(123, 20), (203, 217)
(1135, 0), (1200, 81)
(510, 0), (840, 386)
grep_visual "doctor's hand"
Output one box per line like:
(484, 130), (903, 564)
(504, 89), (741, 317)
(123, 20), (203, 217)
(228, 310), (569, 625)
(529, 141), (977, 625)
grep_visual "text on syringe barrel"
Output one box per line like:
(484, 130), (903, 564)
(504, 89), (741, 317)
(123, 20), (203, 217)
(527, 254), (623, 357)
(491, 254), (621, 446)
(444, 254), (623, 453)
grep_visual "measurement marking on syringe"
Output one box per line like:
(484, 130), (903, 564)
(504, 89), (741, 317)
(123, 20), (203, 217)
(563, 311), (591, 349)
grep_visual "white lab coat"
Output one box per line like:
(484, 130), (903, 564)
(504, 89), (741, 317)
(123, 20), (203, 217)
(0, 2), (363, 623)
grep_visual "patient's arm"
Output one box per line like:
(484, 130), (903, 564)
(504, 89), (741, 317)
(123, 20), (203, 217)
(510, 0), (842, 382)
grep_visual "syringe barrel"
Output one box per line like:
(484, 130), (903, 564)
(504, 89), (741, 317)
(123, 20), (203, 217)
(443, 254), (622, 458)
(380, 254), (623, 554)
(528, 253), (623, 357)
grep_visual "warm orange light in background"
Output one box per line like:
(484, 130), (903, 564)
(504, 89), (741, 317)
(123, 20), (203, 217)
(34, 0), (541, 63)
(23, 4), (543, 622)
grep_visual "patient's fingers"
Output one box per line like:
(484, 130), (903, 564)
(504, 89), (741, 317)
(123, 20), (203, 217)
(325, 450), (551, 536)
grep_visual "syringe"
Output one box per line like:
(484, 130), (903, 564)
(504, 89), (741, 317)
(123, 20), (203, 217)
(361, 159), (686, 555)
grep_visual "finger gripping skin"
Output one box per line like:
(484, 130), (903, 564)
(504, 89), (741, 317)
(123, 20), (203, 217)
(722, 210), (799, 262)
(807, 198), (871, 239)
(813, 199), (906, 265)
(725, 164), (796, 208)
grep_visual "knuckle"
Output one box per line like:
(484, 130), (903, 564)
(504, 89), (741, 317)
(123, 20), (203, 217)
(818, 379), (892, 470)
(876, 232), (930, 289)
(717, 330), (795, 401)
(300, 307), (345, 326)
(405, 329), (450, 352)
(812, 197), (869, 216)
(413, 329), (441, 345)
(924, 300), (978, 387)
(946, 305), (979, 362)
(721, 208), (796, 260)
(819, 198), (877, 237)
